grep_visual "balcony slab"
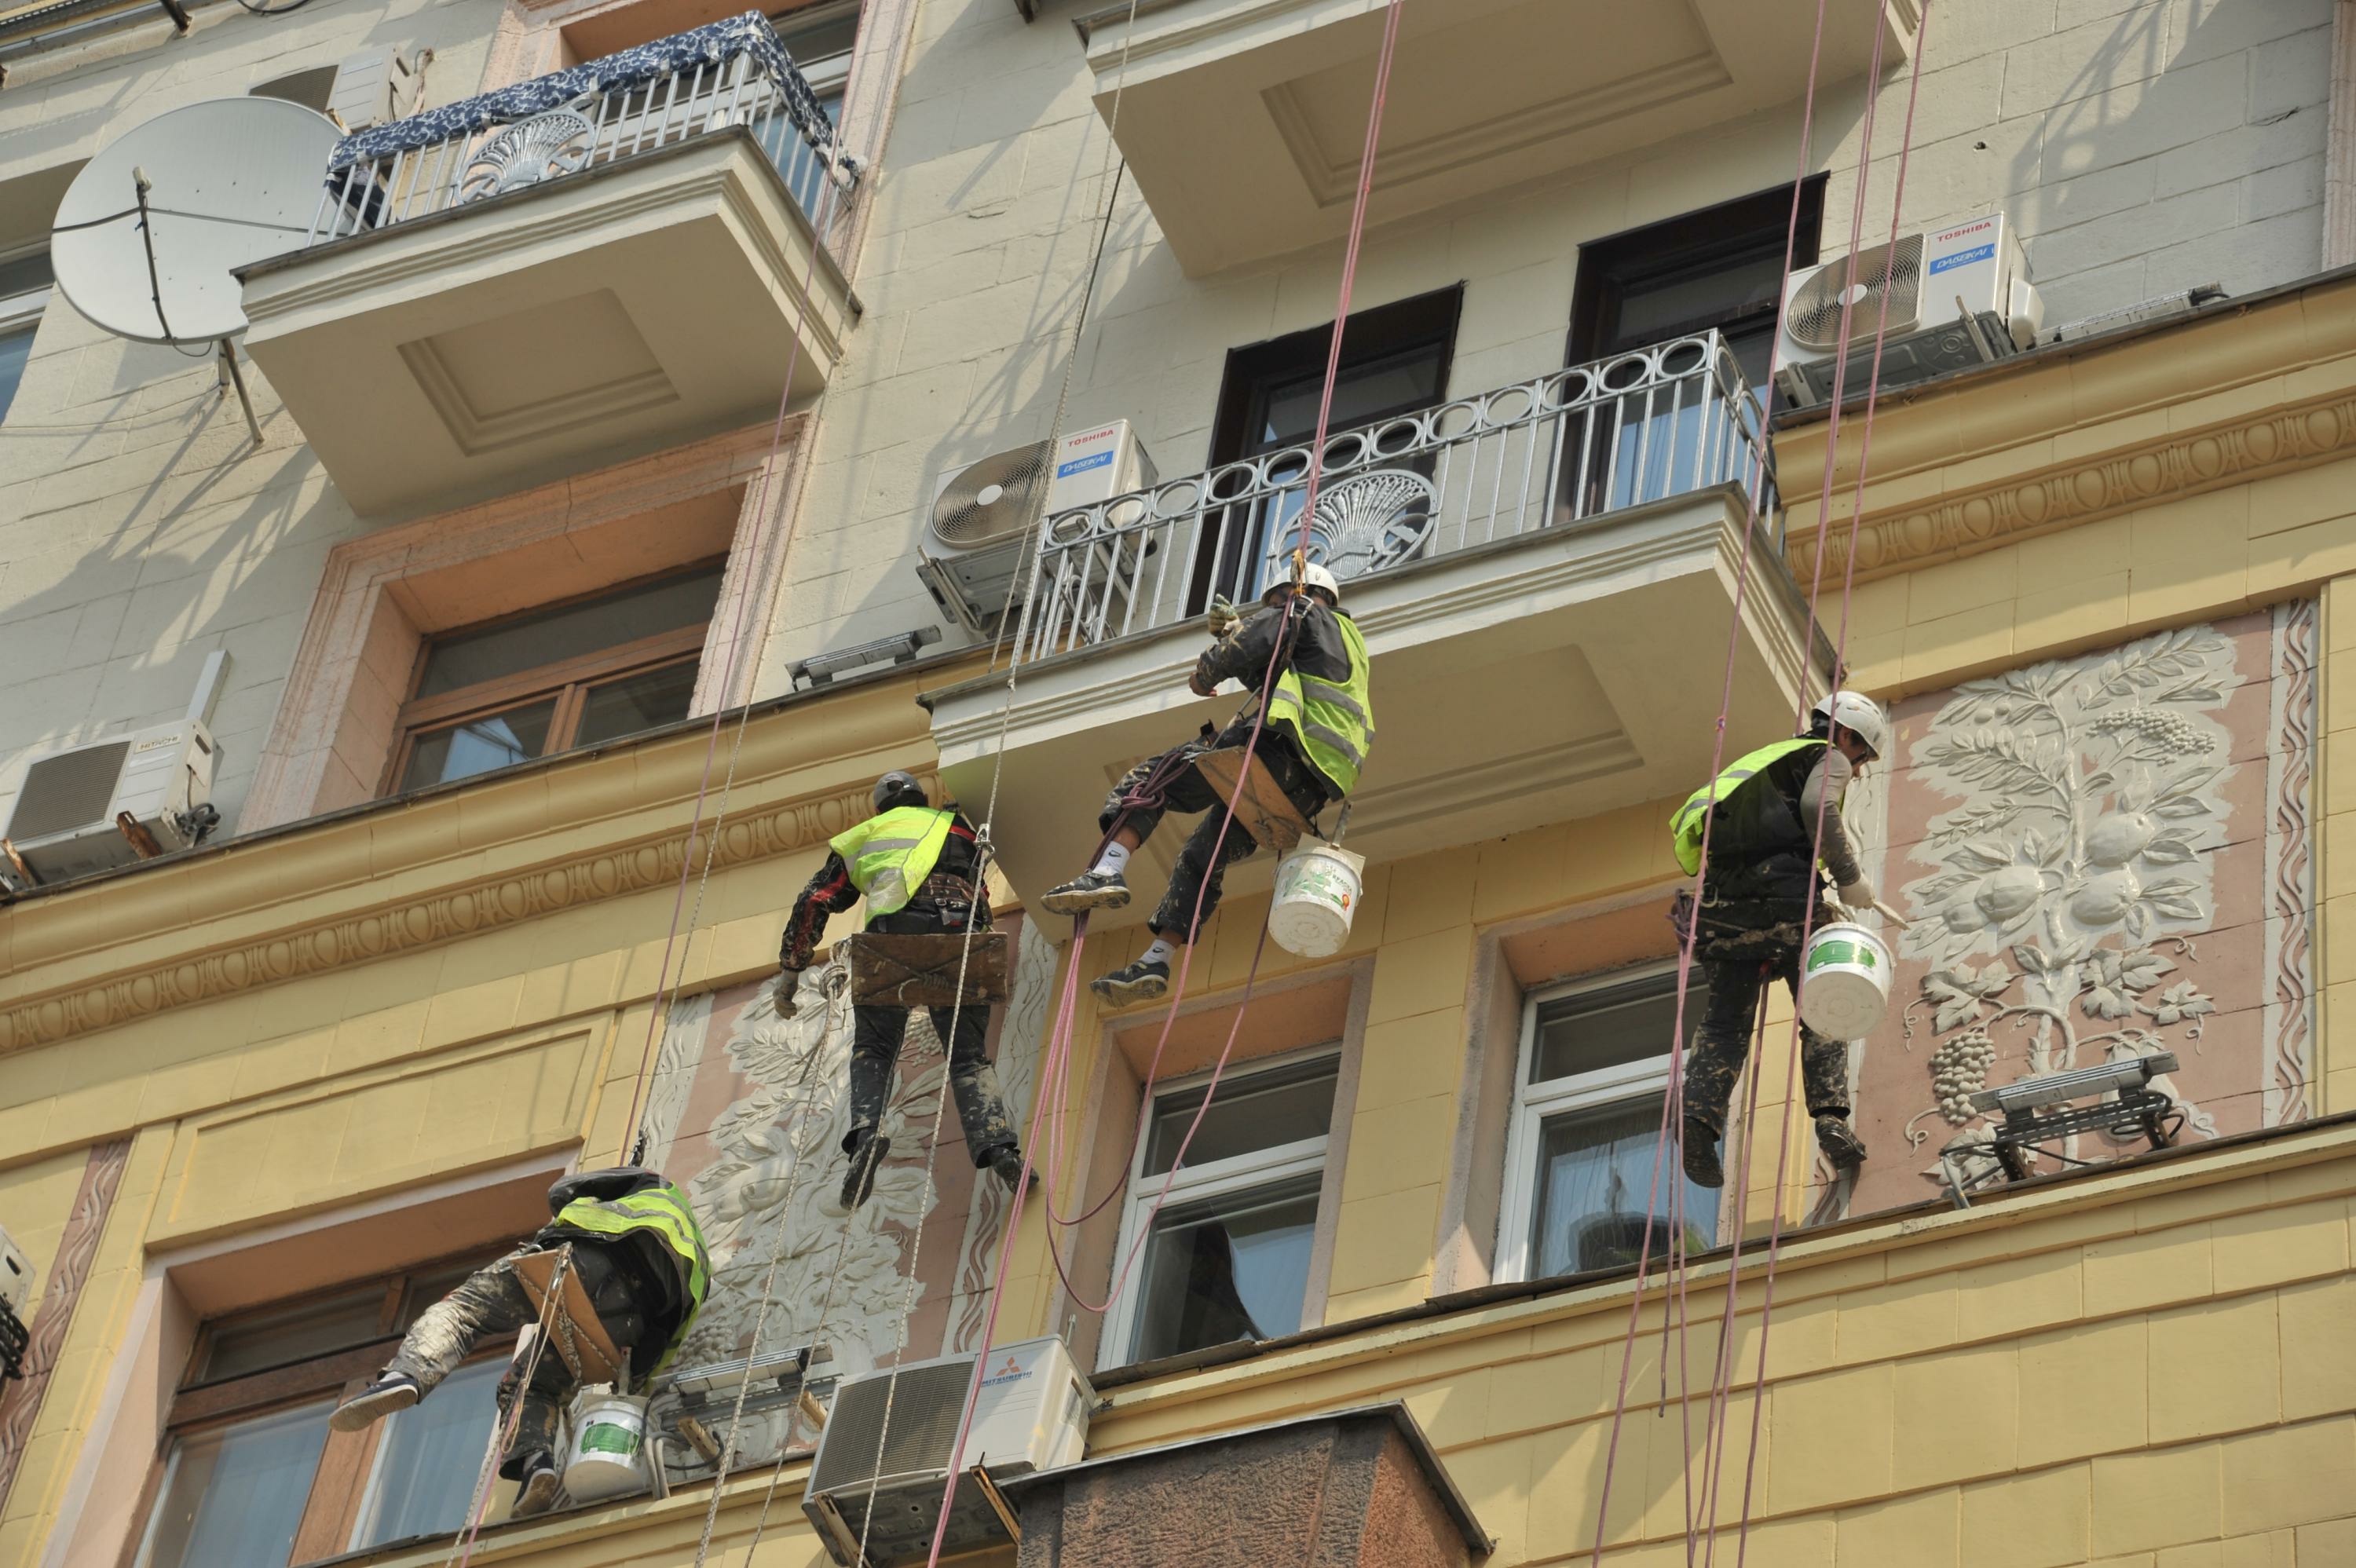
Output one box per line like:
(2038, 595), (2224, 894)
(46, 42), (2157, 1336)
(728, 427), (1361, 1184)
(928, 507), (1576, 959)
(924, 484), (1831, 934)
(1078, 0), (1916, 276)
(239, 130), (853, 519)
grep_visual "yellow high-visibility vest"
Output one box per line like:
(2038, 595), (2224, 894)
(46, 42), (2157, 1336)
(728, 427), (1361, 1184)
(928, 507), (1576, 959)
(1670, 737), (1825, 875)
(829, 806), (957, 918)
(549, 1182), (711, 1375)
(1268, 613), (1375, 796)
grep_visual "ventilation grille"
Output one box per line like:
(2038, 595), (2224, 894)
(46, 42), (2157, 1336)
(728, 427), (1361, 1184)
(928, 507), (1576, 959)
(931, 442), (1054, 548)
(809, 1358), (978, 1495)
(7, 740), (130, 841)
(1787, 235), (1925, 350)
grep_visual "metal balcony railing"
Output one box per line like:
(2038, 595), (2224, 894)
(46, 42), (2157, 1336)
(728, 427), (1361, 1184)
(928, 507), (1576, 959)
(305, 13), (857, 247)
(1012, 331), (1777, 667)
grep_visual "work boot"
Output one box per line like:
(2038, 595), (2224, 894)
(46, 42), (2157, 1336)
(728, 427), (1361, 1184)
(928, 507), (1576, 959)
(1091, 956), (1170, 1007)
(1681, 1115), (1725, 1190)
(986, 1144), (1034, 1193)
(512, 1451), (562, 1518)
(1041, 868), (1129, 916)
(840, 1132), (891, 1212)
(330, 1372), (419, 1433)
(1815, 1114), (1868, 1171)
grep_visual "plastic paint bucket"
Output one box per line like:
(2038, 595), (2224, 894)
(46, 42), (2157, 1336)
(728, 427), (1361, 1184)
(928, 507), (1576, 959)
(562, 1391), (651, 1504)
(1798, 921), (1894, 1039)
(1268, 843), (1366, 958)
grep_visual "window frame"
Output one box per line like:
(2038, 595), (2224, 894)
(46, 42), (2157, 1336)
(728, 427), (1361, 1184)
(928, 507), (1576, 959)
(123, 1252), (513, 1568)
(1101, 1044), (1341, 1368)
(380, 561), (723, 795)
(0, 242), (53, 426)
(1494, 960), (1706, 1286)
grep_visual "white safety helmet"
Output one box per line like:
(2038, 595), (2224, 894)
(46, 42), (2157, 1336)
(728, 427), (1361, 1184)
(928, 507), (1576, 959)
(1812, 689), (1890, 762)
(1263, 561), (1342, 608)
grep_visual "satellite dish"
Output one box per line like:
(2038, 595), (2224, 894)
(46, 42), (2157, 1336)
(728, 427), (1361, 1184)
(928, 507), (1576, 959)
(50, 97), (340, 347)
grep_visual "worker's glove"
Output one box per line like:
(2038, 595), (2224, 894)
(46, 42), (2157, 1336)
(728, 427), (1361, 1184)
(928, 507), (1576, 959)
(1834, 875), (1875, 916)
(1204, 597), (1242, 639)
(776, 966), (805, 1017)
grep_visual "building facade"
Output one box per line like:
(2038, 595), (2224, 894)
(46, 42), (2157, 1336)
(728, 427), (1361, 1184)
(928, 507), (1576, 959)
(2, 0), (2355, 1565)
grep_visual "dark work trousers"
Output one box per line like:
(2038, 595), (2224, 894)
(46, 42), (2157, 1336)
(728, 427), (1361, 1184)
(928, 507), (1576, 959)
(1099, 716), (1333, 942)
(843, 901), (1016, 1166)
(1683, 948), (1853, 1133)
(382, 1241), (649, 1478)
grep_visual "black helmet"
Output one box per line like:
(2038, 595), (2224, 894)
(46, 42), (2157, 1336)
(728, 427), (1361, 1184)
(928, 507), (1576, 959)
(873, 769), (927, 813)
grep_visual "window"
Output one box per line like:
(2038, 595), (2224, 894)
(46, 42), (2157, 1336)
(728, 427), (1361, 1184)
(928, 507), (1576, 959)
(1107, 1051), (1340, 1366)
(130, 1256), (511, 1568)
(770, 1), (856, 214)
(1199, 287), (1462, 606)
(387, 562), (723, 794)
(0, 246), (53, 426)
(1568, 179), (1827, 392)
(1496, 966), (1718, 1283)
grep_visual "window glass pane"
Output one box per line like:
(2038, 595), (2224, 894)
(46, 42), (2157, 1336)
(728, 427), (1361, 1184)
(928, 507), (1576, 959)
(415, 568), (723, 698)
(1131, 1174), (1319, 1362)
(1143, 1055), (1337, 1176)
(1257, 342), (1444, 451)
(1606, 249), (1784, 349)
(135, 1400), (334, 1568)
(199, 1288), (386, 1383)
(772, 4), (858, 61)
(399, 700), (558, 791)
(1531, 972), (1681, 1085)
(0, 250), (53, 298)
(349, 1357), (512, 1548)
(1529, 1099), (1717, 1279)
(0, 325), (34, 424)
(575, 659), (701, 747)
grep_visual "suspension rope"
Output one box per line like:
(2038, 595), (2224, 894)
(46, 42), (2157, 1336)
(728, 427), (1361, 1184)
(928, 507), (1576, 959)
(447, 1248), (572, 1568)
(1583, 0), (1836, 1548)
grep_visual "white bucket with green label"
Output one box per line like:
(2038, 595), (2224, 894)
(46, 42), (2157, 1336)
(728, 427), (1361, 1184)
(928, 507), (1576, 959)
(1798, 921), (1893, 1039)
(1268, 843), (1366, 958)
(562, 1391), (651, 1503)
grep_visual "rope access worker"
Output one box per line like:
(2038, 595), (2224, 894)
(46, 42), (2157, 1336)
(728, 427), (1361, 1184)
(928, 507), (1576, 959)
(777, 769), (1028, 1210)
(1670, 689), (1889, 1189)
(328, 1167), (709, 1518)
(1040, 560), (1374, 1005)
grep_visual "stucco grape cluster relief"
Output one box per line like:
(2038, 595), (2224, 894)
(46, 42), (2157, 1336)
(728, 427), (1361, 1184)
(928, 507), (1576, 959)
(1900, 626), (2235, 1171)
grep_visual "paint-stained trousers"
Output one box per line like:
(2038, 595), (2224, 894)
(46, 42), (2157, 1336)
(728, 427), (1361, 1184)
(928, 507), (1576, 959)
(1682, 948), (1853, 1132)
(843, 898), (1017, 1165)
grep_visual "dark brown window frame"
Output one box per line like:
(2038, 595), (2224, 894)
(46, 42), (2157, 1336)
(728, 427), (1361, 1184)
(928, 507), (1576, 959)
(379, 561), (724, 797)
(123, 1253), (511, 1568)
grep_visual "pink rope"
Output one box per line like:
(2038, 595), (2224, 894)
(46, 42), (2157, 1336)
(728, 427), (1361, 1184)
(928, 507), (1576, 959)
(920, 12), (1406, 1563)
(1584, 0), (1835, 1552)
(1725, 12), (1937, 1563)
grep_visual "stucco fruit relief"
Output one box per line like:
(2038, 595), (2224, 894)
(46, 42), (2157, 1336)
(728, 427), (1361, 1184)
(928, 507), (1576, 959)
(625, 912), (1055, 1468)
(1821, 605), (2315, 1220)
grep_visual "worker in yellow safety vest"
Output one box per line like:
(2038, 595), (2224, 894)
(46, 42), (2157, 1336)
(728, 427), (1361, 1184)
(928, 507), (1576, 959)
(777, 771), (1026, 1210)
(1041, 561), (1374, 1006)
(330, 1168), (710, 1517)
(1669, 689), (1889, 1190)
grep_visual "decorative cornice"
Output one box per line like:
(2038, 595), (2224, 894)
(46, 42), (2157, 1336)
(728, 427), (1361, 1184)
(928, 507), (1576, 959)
(1783, 386), (2356, 586)
(0, 765), (938, 1055)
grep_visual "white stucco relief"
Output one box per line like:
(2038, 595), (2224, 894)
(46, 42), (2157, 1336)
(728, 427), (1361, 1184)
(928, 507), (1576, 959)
(1898, 626), (2240, 1182)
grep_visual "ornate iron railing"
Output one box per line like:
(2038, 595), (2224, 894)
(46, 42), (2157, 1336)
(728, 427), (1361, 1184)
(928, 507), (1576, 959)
(304, 13), (856, 246)
(1012, 331), (1776, 666)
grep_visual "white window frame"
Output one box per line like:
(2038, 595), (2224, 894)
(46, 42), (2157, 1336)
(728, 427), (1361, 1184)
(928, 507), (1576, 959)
(1101, 1044), (1340, 1369)
(0, 247), (53, 426)
(1495, 960), (1703, 1285)
(772, 0), (855, 98)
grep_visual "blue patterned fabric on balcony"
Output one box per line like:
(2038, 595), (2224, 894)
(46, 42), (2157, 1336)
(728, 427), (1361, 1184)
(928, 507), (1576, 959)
(326, 12), (840, 173)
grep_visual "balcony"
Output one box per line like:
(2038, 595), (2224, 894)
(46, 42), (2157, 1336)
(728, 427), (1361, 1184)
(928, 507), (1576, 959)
(924, 332), (1831, 922)
(1075, 0), (1917, 275)
(239, 14), (858, 517)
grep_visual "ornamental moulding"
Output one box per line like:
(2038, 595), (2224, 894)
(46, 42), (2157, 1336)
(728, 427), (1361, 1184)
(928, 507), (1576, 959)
(1782, 387), (2356, 586)
(0, 770), (938, 1055)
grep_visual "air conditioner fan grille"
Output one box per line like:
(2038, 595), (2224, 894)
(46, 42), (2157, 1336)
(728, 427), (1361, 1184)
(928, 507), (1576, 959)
(1787, 234), (1925, 351)
(934, 441), (1055, 548)
(8, 740), (131, 842)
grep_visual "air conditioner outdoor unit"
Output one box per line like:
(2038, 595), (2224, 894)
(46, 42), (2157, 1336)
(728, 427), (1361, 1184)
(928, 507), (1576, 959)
(1773, 212), (2045, 408)
(3, 720), (217, 887)
(803, 1335), (1092, 1567)
(916, 422), (1157, 638)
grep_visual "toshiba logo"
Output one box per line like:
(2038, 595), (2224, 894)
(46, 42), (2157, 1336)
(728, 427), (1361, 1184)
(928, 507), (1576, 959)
(1933, 217), (1995, 243)
(1063, 426), (1118, 447)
